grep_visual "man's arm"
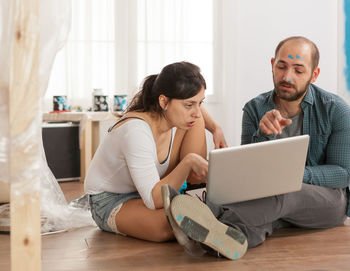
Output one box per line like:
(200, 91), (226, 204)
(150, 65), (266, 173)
(242, 108), (275, 144)
(303, 102), (350, 189)
(241, 106), (292, 145)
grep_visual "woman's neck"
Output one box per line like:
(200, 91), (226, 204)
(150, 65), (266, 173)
(146, 112), (172, 137)
(124, 111), (171, 137)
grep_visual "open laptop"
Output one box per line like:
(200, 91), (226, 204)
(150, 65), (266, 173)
(204, 135), (309, 205)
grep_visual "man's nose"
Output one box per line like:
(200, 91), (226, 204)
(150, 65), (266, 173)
(282, 69), (293, 82)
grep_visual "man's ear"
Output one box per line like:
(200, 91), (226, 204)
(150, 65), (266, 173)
(271, 57), (275, 70)
(158, 94), (168, 110)
(311, 67), (320, 83)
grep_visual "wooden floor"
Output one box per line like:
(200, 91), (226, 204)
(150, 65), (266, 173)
(1, 181), (350, 271)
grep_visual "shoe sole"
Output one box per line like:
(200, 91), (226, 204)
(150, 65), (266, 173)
(161, 185), (191, 245)
(170, 195), (247, 260)
(161, 185), (207, 256)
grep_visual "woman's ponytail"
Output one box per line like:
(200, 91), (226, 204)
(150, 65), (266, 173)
(125, 74), (158, 113)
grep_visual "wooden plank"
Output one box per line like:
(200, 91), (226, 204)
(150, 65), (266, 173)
(9, 0), (41, 270)
(80, 119), (92, 182)
(2, 181), (350, 270)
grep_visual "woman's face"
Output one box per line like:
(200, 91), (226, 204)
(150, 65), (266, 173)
(164, 87), (205, 129)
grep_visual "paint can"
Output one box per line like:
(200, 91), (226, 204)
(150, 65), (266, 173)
(113, 94), (127, 112)
(53, 95), (68, 112)
(92, 89), (109, 112)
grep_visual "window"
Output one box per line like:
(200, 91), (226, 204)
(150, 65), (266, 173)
(46, 0), (218, 110)
(137, 0), (214, 95)
(46, 0), (115, 108)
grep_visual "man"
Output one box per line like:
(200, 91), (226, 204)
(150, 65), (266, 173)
(162, 36), (350, 260)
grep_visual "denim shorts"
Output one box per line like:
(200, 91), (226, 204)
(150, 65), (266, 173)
(88, 191), (141, 235)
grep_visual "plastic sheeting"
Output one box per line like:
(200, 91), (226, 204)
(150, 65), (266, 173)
(0, 0), (96, 233)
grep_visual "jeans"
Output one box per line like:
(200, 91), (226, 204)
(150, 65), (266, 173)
(89, 191), (140, 233)
(206, 183), (348, 248)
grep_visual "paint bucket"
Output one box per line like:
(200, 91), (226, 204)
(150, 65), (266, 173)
(53, 95), (68, 112)
(113, 95), (127, 112)
(92, 89), (109, 112)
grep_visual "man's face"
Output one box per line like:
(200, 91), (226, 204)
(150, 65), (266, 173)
(271, 41), (318, 102)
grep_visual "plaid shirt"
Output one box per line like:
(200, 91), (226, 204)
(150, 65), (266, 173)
(242, 84), (350, 216)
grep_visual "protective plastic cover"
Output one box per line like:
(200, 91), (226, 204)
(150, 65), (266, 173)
(0, 0), (96, 233)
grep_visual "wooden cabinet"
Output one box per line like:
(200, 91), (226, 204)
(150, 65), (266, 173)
(42, 112), (119, 181)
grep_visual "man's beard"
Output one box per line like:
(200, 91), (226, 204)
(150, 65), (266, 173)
(273, 77), (311, 102)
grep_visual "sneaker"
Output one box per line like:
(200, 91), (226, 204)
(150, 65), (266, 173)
(170, 194), (248, 260)
(161, 184), (206, 256)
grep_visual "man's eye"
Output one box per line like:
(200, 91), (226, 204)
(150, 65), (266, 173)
(295, 70), (303, 74)
(277, 66), (285, 69)
(186, 104), (192, 108)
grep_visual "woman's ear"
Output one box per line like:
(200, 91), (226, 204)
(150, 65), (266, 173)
(159, 94), (168, 110)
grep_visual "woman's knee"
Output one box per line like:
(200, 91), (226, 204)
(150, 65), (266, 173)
(180, 116), (206, 158)
(146, 218), (174, 242)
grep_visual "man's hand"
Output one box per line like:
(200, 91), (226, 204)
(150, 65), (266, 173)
(259, 109), (292, 135)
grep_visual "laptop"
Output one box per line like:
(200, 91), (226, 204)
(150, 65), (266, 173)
(205, 135), (309, 205)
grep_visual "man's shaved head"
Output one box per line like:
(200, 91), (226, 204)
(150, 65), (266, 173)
(275, 36), (319, 70)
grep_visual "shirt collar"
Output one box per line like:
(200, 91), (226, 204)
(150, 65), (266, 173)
(266, 84), (315, 109)
(266, 90), (276, 109)
(301, 84), (314, 106)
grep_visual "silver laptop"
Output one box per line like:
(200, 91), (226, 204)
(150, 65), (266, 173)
(206, 135), (309, 205)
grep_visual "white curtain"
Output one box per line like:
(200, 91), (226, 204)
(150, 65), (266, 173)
(45, 0), (215, 112)
(137, 0), (214, 94)
(46, 0), (116, 111)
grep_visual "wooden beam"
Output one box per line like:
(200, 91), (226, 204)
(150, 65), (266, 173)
(9, 0), (41, 270)
(80, 119), (92, 182)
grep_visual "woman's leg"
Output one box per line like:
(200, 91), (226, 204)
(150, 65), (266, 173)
(178, 116), (207, 184)
(165, 115), (207, 184)
(114, 117), (206, 241)
(115, 198), (174, 242)
(180, 114), (207, 160)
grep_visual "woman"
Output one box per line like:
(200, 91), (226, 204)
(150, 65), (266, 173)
(84, 61), (226, 242)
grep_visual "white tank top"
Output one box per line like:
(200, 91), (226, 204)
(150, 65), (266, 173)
(84, 118), (175, 209)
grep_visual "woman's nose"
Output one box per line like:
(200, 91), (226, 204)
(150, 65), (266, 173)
(193, 106), (201, 118)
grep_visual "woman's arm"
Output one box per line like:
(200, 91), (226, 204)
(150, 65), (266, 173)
(152, 153), (208, 209)
(201, 107), (227, 149)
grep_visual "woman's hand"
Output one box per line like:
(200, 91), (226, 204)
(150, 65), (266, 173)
(187, 153), (208, 181)
(212, 125), (227, 149)
(200, 106), (227, 149)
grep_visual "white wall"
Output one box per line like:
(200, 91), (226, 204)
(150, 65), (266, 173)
(206, 0), (339, 149)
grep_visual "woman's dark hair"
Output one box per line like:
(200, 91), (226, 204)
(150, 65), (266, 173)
(125, 61), (206, 114)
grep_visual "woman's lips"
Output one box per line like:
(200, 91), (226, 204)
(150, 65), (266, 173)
(187, 121), (195, 127)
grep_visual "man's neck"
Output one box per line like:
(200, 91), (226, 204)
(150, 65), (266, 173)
(274, 97), (303, 119)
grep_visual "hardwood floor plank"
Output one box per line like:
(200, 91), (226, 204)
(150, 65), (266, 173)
(1, 181), (350, 271)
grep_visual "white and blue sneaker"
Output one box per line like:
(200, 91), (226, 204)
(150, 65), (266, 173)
(161, 184), (206, 256)
(170, 193), (248, 260)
